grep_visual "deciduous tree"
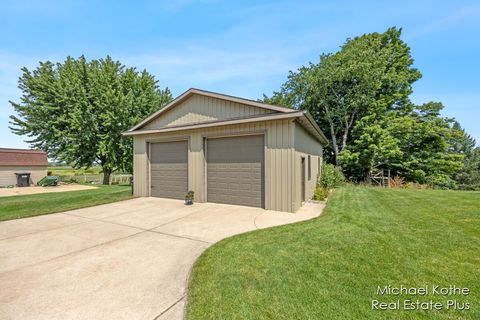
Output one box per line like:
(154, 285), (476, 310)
(264, 27), (470, 187)
(10, 56), (172, 184)
(340, 102), (465, 186)
(264, 27), (421, 165)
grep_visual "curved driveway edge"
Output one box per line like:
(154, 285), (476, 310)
(0, 198), (324, 320)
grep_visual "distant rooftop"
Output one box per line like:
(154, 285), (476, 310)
(0, 148), (47, 166)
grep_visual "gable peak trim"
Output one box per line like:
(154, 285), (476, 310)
(128, 88), (294, 132)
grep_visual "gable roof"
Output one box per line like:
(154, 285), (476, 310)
(129, 88), (293, 132)
(0, 148), (48, 166)
(125, 88), (328, 145)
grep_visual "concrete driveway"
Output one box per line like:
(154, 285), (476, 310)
(0, 198), (324, 320)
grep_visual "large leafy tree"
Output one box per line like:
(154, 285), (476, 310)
(337, 113), (402, 180)
(264, 27), (469, 187)
(10, 56), (172, 184)
(340, 102), (465, 185)
(264, 27), (421, 165)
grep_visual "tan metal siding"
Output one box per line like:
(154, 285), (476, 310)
(133, 119), (296, 212)
(133, 137), (148, 197)
(293, 123), (324, 211)
(0, 166), (47, 187)
(144, 94), (273, 130)
(294, 121), (323, 156)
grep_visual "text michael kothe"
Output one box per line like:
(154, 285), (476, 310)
(371, 285), (470, 311)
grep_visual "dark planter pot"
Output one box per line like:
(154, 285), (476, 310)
(185, 199), (193, 205)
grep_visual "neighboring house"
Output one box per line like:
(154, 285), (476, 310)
(124, 88), (328, 213)
(0, 148), (48, 187)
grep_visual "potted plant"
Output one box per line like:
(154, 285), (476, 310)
(185, 190), (194, 205)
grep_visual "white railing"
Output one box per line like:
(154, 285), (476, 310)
(57, 173), (132, 185)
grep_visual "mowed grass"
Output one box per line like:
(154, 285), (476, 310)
(47, 166), (103, 176)
(187, 186), (480, 319)
(0, 185), (132, 221)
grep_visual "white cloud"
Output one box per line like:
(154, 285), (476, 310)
(405, 4), (480, 40)
(118, 21), (336, 99)
(122, 45), (303, 95)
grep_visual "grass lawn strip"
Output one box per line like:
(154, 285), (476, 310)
(0, 185), (132, 221)
(187, 186), (480, 319)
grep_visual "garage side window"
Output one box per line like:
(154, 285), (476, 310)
(308, 155), (311, 180)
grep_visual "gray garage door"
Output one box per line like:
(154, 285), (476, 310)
(150, 141), (188, 199)
(207, 135), (264, 208)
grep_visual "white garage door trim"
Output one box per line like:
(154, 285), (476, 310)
(204, 133), (266, 208)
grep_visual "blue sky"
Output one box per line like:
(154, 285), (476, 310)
(1, 0), (479, 148)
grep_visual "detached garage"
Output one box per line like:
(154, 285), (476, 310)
(124, 88), (328, 213)
(0, 148), (47, 187)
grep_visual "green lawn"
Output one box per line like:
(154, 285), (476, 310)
(187, 186), (480, 319)
(0, 185), (133, 221)
(47, 166), (103, 176)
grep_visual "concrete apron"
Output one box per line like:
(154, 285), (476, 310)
(0, 197), (324, 320)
